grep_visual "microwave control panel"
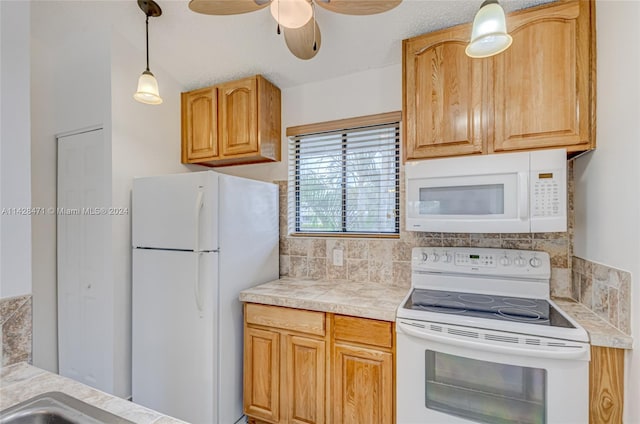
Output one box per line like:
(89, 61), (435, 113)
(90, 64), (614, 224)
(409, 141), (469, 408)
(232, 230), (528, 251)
(531, 171), (561, 217)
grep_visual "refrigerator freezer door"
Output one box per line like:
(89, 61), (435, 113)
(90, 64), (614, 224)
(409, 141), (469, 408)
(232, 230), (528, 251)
(132, 172), (218, 251)
(132, 249), (218, 424)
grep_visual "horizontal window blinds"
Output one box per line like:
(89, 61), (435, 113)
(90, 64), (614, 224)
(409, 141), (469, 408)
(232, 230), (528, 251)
(288, 121), (400, 235)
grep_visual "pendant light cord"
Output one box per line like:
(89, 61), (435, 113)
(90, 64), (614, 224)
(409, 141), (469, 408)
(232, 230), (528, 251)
(145, 14), (150, 71)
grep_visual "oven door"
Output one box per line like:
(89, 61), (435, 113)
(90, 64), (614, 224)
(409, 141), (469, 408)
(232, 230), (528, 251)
(396, 319), (589, 424)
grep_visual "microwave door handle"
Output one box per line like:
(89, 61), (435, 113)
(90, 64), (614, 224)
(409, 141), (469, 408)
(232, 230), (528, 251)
(397, 321), (589, 360)
(518, 172), (529, 220)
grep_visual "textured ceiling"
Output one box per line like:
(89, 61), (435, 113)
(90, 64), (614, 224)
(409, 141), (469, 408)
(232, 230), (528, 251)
(34, 0), (555, 90)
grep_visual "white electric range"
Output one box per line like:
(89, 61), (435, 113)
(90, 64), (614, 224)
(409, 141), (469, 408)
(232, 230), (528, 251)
(396, 247), (590, 424)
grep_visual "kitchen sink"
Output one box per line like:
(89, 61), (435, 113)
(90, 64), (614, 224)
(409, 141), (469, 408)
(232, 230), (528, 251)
(0, 392), (134, 424)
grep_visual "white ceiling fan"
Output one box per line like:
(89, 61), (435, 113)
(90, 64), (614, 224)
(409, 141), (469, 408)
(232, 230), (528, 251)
(189, 0), (402, 60)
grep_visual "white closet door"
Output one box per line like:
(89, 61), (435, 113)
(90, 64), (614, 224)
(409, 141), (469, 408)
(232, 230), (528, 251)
(57, 128), (113, 393)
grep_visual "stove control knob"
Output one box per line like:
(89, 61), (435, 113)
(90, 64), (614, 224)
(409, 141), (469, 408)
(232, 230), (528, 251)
(499, 256), (511, 266)
(442, 253), (453, 263)
(429, 253), (440, 262)
(530, 257), (542, 268)
(422, 253), (428, 262)
(515, 256), (527, 267)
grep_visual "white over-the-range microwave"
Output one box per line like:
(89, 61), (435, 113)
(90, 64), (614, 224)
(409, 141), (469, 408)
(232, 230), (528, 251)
(406, 149), (567, 233)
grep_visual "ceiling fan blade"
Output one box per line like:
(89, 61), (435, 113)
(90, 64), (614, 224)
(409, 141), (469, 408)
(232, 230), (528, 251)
(315, 0), (401, 15)
(189, 0), (269, 15)
(283, 19), (321, 60)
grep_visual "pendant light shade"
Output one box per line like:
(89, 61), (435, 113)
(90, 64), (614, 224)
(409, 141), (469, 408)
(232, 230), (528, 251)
(466, 0), (512, 58)
(134, 0), (163, 105)
(270, 0), (313, 29)
(134, 70), (163, 105)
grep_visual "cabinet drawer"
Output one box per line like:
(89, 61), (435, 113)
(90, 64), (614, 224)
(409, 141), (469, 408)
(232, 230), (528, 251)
(333, 315), (393, 348)
(246, 303), (325, 336)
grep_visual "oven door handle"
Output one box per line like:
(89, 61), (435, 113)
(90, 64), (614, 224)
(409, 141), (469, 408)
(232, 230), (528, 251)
(397, 321), (589, 360)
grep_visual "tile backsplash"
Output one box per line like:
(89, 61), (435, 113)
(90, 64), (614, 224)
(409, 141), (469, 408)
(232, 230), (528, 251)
(276, 170), (574, 297)
(572, 257), (631, 335)
(1, 295), (32, 366)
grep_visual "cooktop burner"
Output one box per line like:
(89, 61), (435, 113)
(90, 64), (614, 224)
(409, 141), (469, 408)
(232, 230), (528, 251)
(405, 288), (574, 327)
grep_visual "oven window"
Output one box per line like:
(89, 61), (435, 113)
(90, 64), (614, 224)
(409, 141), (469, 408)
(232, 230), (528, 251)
(419, 184), (504, 216)
(425, 350), (546, 424)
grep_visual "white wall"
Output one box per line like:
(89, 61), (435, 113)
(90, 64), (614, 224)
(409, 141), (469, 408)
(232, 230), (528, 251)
(573, 0), (640, 420)
(110, 30), (189, 397)
(214, 64), (402, 182)
(31, 1), (189, 398)
(30, 0), (112, 373)
(0, 0), (31, 299)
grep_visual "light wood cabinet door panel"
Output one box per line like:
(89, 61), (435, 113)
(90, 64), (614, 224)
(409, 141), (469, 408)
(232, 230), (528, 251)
(246, 303), (326, 336)
(590, 346), (624, 424)
(404, 24), (485, 160)
(182, 75), (281, 166)
(332, 343), (393, 424)
(493, 1), (591, 152)
(333, 315), (392, 348)
(218, 77), (259, 157)
(285, 335), (326, 424)
(181, 87), (218, 162)
(244, 327), (280, 423)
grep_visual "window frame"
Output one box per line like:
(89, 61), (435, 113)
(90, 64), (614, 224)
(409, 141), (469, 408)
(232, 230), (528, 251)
(287, 111), (402, 238)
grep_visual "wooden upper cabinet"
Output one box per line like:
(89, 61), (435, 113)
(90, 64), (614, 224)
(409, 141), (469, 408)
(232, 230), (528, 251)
(218, 77), (259, 157)
(181, 75), (281, 167)
(181, 86), (218, 162)
(404, 24), (485, 160)
(402, 0), (595, 160)
(492, 0), (594, 153)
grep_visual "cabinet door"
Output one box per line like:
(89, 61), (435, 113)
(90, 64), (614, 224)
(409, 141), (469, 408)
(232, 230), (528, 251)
(403, 24), (485, 160)
(218, 76), (259, 157)
(181, 87), (218, 162)
(590, 346), (624, 424)
(493, 1), (592, 153)
(332, 343), (393, 424)
(285, 335), (326, 424)
(244, 327), (280, 423)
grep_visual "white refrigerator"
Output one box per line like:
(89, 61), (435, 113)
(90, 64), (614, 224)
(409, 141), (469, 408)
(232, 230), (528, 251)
(131, 171), (278, 424)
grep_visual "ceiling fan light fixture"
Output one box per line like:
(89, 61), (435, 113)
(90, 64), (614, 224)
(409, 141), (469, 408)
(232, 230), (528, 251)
(270, 0), (313, 29)
(466, 0), (512, 58)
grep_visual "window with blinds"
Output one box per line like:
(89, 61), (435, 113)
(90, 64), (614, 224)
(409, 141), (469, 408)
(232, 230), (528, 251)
(287, 114), (400, 236)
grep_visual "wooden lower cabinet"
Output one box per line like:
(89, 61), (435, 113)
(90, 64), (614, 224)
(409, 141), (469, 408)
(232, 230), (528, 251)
(244, 304), (327, 424)
(590, 346), (624, 424)
(244, 327), (280, 422)
(243, 304), (395, 424)
(332, 343), (393, 424)
(286, 335), (326, 424)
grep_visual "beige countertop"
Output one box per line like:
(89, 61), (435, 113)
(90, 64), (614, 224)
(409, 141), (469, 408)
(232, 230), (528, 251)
(239, 277), (409, 322)
(0, 362), (186, 424)
(241, 278), (633, 349)
(553, 298), (633, 350)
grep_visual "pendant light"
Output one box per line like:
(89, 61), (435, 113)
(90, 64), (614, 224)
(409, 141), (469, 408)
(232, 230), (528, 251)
(134, 0), (163, 105)
(466, 0), (512, 58)
(270, 0), (313, 29)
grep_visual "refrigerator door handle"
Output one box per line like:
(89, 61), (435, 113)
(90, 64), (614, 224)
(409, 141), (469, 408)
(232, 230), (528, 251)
(195, 252), (204, 315)
(194, 191), (204, 252)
